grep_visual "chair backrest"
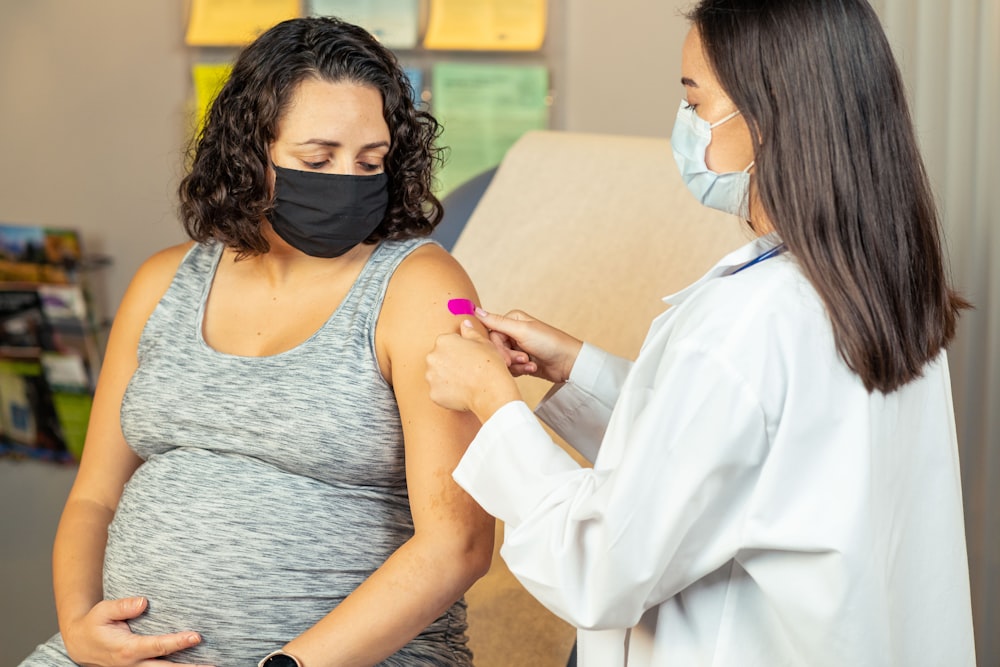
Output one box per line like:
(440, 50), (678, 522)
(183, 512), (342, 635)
(433, 167), (498, 251)
(450, 130), (750, 667)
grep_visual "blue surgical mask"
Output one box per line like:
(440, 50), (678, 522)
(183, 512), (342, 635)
(670, 100), (754, 218)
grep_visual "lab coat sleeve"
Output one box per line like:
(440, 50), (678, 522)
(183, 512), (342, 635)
(453, 340), (769, 631)
(534, 342), (633, 464)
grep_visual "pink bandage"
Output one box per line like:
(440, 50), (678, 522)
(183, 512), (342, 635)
(447, 298), (477, 316)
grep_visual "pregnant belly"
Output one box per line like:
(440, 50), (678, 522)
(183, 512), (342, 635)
(103, 447), (412, 664)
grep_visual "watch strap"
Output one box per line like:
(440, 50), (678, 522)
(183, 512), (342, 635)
(258, 649), (303, 667)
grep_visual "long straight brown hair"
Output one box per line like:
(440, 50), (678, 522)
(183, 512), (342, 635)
(689, 0), (969, 393)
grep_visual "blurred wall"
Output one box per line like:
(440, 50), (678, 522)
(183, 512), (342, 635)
(0, 2), (191, 661)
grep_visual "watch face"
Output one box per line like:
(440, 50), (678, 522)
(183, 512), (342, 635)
(263, 654), (300, 667)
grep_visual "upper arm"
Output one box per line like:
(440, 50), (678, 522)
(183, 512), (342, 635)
(66, 243), (193, 514)
(378, 244), (494, 554)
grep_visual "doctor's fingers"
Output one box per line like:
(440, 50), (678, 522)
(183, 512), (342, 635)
(486, 311), (582, 376)
(478, 309), (568, 356)
(486, 329), (530, 367)
(476, 309), (544, 340)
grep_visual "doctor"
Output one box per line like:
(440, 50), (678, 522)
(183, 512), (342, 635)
(425, 0), (977, 665)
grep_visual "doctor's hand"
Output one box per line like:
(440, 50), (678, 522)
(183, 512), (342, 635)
(475, 309), (583, 384)
(61, 596), (211, 667)
(427, 321), (523, 423)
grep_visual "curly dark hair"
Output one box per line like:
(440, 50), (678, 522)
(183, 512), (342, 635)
(178, 16), (444, 255)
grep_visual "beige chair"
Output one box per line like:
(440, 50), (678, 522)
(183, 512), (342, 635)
(450, 130), (750, 666)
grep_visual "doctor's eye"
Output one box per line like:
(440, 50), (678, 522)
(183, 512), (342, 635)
(683, 101), (697, 111)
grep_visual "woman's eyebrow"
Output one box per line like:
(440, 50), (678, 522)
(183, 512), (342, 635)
(681, 76), (699, 88)
(296, 139), (390, 150)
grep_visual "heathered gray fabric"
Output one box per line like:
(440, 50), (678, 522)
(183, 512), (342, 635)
(21, 238), (473, 667)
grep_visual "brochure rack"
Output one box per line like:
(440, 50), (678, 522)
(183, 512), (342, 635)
(0, 224), (108, 463)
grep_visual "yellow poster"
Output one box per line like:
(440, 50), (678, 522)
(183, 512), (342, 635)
(424, 0), (546, 51)
(192, 63), (234, 132)
(186, 0), (301, 46)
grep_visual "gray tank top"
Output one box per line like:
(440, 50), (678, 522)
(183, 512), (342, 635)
(99, 238), (472, 666)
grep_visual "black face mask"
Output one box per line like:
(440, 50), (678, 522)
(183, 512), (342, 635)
(267, 165), (389, 258)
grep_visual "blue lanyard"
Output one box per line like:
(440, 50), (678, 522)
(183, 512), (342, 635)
(731, 243), (787, 275)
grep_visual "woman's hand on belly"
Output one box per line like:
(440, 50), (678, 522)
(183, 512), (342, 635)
(63, 595), (210, 667)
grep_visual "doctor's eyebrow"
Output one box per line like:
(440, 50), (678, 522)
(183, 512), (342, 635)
(681, 76), (699, 88)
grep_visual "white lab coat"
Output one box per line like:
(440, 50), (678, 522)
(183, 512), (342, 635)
(453, 235), (976, 666)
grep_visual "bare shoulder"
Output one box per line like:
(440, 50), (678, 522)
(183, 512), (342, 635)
(117, 241), (195, 323)
(131, 241), (195, 285)
(385, 241), (478, 310)
(379, 241), (482, 362)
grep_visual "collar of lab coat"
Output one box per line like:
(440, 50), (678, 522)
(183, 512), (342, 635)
(662, 232), (784, 307)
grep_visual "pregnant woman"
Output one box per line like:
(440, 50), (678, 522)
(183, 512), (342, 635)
(21, 16), (493, 667)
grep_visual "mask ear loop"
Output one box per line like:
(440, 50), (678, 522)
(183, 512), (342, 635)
(711, 109), (754, 174)
(709, 109), (741, 129)
(716, 110), (756, 215)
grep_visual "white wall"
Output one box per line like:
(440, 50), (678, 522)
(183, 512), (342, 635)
(562, 0), (689, 138)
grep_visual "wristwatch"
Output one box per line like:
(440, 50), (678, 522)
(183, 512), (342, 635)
(258, 650), (303, 667)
